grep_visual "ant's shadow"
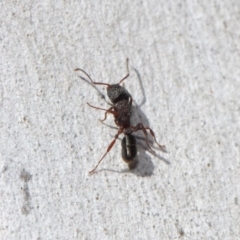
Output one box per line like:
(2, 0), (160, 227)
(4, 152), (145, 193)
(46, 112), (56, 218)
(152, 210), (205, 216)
(79, 67), (170, 177)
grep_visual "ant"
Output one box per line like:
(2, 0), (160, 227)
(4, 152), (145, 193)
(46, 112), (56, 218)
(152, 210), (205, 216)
(75, 59), (165, 174)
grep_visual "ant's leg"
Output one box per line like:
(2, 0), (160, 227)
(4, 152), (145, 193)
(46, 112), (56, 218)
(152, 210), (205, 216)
(87, 103), (116, 122)
(99, 110), (109, 122)
(99, 106), (116, 122)
(89, 129), (123, 174)
(135, 123), (165, 151)
(132, 123), (156, 154)
(119, 58), (130, 84)
(146, 127), (166, 151)
(87, 102), (108, 111)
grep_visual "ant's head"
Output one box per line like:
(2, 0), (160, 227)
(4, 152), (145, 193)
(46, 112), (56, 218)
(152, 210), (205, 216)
(107, 84), (131, 104)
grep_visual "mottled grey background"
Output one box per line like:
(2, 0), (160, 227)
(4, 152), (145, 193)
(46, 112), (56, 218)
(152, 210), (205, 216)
(1, 1), (239, 239)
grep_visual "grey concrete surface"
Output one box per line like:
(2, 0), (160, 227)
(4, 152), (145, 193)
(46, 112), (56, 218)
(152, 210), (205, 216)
(0, 1), (240, 239)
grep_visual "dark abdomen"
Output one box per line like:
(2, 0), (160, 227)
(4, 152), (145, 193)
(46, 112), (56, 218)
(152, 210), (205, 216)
(121, 135), (137, 163)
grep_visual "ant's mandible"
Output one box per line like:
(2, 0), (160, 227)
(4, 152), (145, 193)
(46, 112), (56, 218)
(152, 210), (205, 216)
(75, 59), (165, 174)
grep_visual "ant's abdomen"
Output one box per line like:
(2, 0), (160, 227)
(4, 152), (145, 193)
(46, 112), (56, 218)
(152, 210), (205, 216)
(121, 135), (137, 163)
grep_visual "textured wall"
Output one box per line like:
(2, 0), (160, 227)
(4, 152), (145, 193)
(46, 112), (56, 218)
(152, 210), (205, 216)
(1, 1), (240, 239)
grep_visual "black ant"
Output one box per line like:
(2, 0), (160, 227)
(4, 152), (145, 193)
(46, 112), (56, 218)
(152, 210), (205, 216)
(75, 59), (165, 174)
